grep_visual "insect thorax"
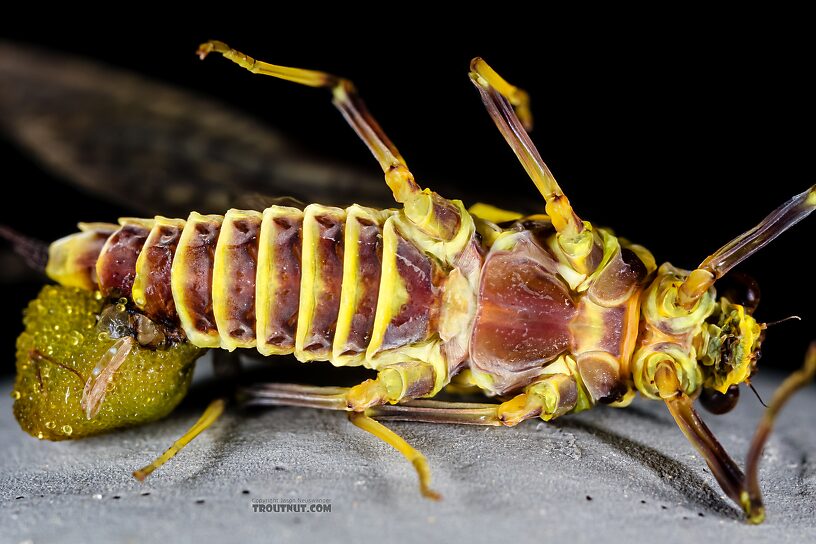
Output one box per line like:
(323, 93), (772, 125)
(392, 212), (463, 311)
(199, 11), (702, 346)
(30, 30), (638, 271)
(467, 216), (655, 408)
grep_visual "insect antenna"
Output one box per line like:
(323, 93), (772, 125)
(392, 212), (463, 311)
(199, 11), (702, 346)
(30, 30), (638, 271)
(763, 315), (802, 328)
(748, 383), (768, 408)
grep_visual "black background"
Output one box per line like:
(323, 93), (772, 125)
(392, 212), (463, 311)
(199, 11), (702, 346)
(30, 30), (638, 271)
(1, 13), (813, 377)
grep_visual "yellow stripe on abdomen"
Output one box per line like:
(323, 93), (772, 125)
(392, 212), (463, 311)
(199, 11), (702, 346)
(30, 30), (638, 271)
(332, 205), (390, 366)
(294, 204), (346, 362)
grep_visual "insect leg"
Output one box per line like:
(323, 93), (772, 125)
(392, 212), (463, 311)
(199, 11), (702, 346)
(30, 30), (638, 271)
(653, 362), (752, 516)
(241, 381), (461, 500)
(245, 382), (501, 499)
(198, 41), (462, 241)
(743, 343), (816, 523)
(240, 361), (435, 412)
(133, 398), (227, 481)
(469, 58), (580, 235)
(635, 336), (816, 525)
(496, 374), (578, 426)
(345, 361), (436, 411)
(244, 347), (816, 516)
(652, 350), (816, 525)
(469, 58), (534, 132)
(469, 59), (594, 271)
(677, 185), (816, 309)
(242, 383), (503, 424)
(243, 373), (577, 427)
(241, 377), (576, 500)
(348, 411), (441, 500)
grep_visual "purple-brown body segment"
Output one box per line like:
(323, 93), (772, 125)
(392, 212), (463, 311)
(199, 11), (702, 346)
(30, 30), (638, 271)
(96, 220), (151, 299)
(45, 223), (118, 291)
(339, 217), (383, 356)
(257, 213), (302, 352)
(300, 212), (345, 356)
(171, 214), (222, 342)
(214, 211), (262, 347)
(74, 231), (113, 290)
(134, 220), (184, 321)
(188, 224), (220, 333)
(469, 232), (578, 394)
(380, 233), (440, 351)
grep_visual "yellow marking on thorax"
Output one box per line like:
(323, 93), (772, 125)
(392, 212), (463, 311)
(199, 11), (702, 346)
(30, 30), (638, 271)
(569, 299), (608, 355)
(618, 289), (644, 379)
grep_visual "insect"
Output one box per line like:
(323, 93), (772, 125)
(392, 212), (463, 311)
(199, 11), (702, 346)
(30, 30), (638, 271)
(5, 40), (815, 525)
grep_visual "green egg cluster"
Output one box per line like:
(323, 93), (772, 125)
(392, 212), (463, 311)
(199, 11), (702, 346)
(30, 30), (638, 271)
(12, 285), (203, 440)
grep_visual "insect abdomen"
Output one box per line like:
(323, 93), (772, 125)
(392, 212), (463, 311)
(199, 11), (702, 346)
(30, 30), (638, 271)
(45, 203), (449, 369)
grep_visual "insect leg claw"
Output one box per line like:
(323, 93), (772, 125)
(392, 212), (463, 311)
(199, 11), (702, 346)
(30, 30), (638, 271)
(196, 40), (229, 61)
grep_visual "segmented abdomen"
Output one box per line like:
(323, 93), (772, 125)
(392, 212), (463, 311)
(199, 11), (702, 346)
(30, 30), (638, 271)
(47, 204), (444, 367)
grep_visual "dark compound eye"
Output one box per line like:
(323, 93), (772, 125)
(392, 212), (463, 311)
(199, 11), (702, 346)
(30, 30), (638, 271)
(700, 385), (740, 414)
(718, 271), (761, 314)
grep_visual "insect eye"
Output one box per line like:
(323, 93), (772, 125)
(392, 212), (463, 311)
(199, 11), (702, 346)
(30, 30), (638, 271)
(718, 271), (761, 314)
(700, 385), (740, 414)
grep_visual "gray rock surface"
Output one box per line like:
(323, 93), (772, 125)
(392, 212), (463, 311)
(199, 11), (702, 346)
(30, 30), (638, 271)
(2, 361), (815, 544)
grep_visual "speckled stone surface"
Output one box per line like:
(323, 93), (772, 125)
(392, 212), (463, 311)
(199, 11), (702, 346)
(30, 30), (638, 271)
(2, 361), (815, 544)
